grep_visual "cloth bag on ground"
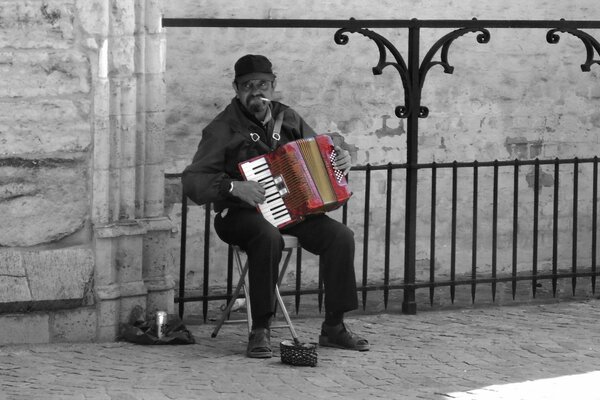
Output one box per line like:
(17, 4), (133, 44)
(120, 313), (196, 345)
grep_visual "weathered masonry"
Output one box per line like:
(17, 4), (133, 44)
(0, 0), (173, 344)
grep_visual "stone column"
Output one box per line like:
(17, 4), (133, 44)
(138, 0), (175, 316)
(90, 0), (174, 341)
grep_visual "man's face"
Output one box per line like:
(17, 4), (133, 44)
(233, 79), (276, 115)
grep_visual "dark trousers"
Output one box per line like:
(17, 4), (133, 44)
(214, 207), (358, 321)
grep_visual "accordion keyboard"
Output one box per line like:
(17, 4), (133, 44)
(239, 157), (293, 227)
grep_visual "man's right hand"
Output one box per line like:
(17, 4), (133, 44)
(230, 181), (265, 207)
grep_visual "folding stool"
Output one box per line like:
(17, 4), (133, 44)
(211, 234), (300, 338)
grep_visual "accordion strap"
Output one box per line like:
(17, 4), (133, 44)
(271, 110), (284, 149)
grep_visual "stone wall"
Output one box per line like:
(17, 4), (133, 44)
(0, 1), (90, 247)
(163, 1), (600, 312)
(0, 0), (174, 344)
(0, 0), (98, 343)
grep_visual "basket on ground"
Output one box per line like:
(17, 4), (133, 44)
(280, 340), (318, 367)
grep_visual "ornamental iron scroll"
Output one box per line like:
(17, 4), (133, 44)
(334, 19), (491, 119)
(334, 23), (411, 118)
(546, 25), (600, 71)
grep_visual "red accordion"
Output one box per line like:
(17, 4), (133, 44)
(238, 135), (352, 228)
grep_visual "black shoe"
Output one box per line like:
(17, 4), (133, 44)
(246, 328), (272, 358)
(319, 322), (370, 351)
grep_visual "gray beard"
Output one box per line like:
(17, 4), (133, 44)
(246, 97), (265, 114)
(248, 102), (263, 113)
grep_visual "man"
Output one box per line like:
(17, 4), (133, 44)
(183, 54), (369, 358)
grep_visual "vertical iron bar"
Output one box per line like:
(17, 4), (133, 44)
(226, 246), (234, 312)
(342, 173), (349, 226)
(362, 165), (371, 310)
(572, 159), (579, 295)
(295, 247), (302, 314)
(178, 194), (188, 318)
(471, 162), (478, 303)
(552, 159), (559, 296)
(318, 259), (324, 313)
(492, 161), (498, 301)
(384, 164), (392, 309)
(429, 163), (437, 306)
(402, 24), (419, 315)
(512, 161), (519, 299)
(338, 172), (348, 311)
(593, 157), (598, 294)
(451, 161), (457, 303)
(532, 160), (540, 298)
(203, 203), (211, 322)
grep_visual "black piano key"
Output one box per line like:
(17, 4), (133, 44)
(273, 209), (290, 219)
(266, 193), (280, 201)
(253, 164), (270, 174)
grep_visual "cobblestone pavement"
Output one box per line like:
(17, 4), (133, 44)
(1, 299), (599, 400)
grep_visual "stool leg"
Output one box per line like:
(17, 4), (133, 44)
(278, 248), (293, 286)
(244, 267), (253, 334)
(274, 284), (299, 343)
(211, 257), (250, 338)
(273, 247), (293, 316)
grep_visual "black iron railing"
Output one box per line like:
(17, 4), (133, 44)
(168, 155), (600, 320)
(162, 18), (600, 320)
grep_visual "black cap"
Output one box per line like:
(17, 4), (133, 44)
(234, 54), (276, 83)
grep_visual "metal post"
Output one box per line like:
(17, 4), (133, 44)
(402, 24), (419, 315)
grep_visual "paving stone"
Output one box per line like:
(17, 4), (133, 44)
(0, 299), (600, 399)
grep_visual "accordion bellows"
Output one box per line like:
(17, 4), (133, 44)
(239, 135), (352, 228)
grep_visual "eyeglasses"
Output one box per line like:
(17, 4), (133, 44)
(237, 80), (272, 92)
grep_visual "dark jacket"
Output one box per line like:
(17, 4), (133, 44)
(182, 98), (316, 212)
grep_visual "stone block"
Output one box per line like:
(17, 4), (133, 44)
(0, 50), (89, 98)
(145, 74), (166, 113)
(109, 0), (135, 37)
(23, 248), (94, 302)
(142, 222), (176, 279)
(0, 164), (89, 247)
(108, 36), (135, 76)
(145, 0), (164, 34)
(96, 298), (119, 341)
(119, 115), (138, 167)
(145, 111), (166, 163)
(0, 0), (75, 49)
(144, 164), (165, 218)
(91, 167), (111, 224)
(0, 313), (50, 345)
(0, 99), (91, 155)
(1, 247), (95, 306)
(0, 276), (31, 303)
(118, 168), (137, 220)
(146, 288), (174, 316)
(116, 235), (145, 283)
(145, 34), (165, 74)
(50, 306), (96, 342)
(134, 33), (146, 74)
(96, 324), (118, 342)
(75, 0), (109, 37)
(0, 250), (25, 276)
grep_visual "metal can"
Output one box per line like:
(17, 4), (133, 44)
(156, 311), (167, 339)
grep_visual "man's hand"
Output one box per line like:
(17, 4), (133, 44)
(230, 181), (265, 207)
(334, 146), (351, 176)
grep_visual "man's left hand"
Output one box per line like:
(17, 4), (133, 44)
(334, 146), (351, 176)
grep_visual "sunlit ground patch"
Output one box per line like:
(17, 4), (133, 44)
(445, 371), (600, 400)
